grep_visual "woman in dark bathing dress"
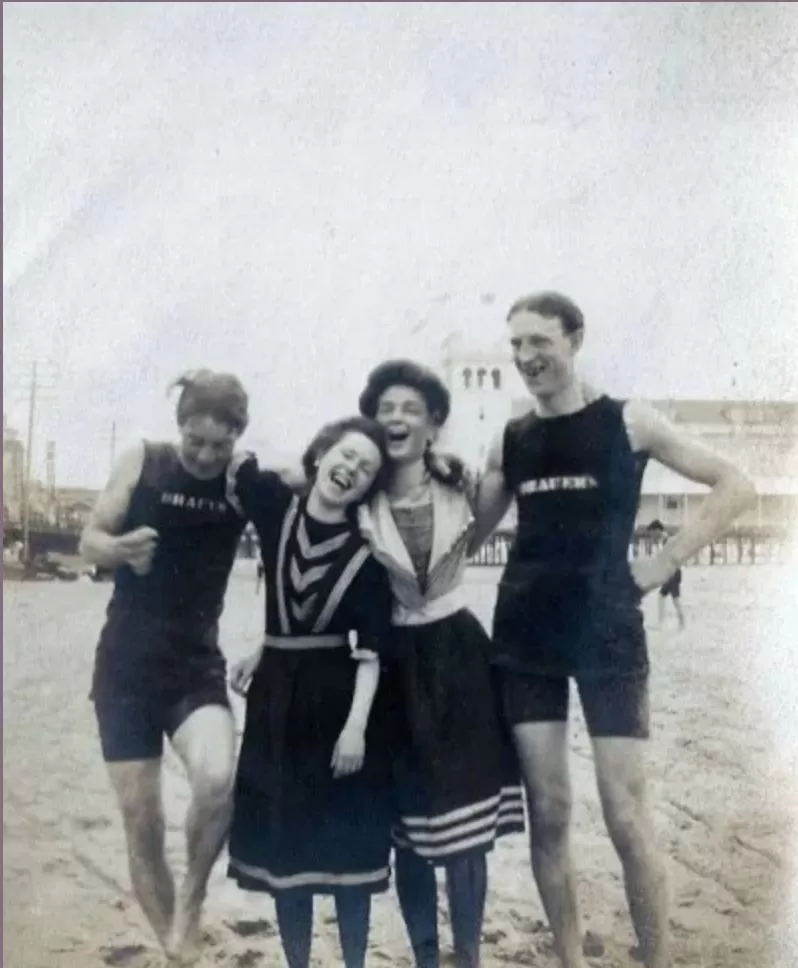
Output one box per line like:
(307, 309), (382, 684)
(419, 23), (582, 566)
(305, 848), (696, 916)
(358, 362), (526, 968)
(225, 416), (395, 968)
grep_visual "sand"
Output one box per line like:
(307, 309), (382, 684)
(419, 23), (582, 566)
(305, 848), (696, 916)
(4, 564), (798, 968)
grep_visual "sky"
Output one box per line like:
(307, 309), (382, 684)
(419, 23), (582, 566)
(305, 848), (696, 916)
(3, 1), (797, 487)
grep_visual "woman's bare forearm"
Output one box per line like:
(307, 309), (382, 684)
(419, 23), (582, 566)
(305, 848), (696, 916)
(344, 658), (380, 733)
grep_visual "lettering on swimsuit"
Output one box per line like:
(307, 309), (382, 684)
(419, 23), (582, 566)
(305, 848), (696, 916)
(160, 492), (230, 514)
(518, 475), (599, 495)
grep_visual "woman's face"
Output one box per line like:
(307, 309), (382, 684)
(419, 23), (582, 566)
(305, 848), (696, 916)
(313, 431), (383, 509)
(374, 385), (435, 465)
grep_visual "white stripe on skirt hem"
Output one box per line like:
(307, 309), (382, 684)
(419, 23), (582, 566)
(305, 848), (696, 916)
(229, 857), (390, 890)
(401, 787), (525, 830)
(392, 791), (526, 858)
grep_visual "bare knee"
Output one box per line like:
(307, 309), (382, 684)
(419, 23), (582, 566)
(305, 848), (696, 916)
(190, 756), (235, 808)
(600, 779), (654, 858)
(527, 787), (572, 849)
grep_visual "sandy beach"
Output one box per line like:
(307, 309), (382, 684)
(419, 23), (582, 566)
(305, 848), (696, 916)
(4, 564), (798, 968)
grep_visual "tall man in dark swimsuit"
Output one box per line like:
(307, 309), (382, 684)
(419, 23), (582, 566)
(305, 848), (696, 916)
(81, 371), (250, 964)
(475, 293), (755, 968)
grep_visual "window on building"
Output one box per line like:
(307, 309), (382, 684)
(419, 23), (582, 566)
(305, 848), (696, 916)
(477, 367), (487, 389)
(492, 368), (501, 390)
(665, 497), (680, 510)
(463, 367), (472, 389)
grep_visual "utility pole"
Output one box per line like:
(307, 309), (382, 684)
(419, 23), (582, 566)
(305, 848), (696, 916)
(22, 362), (37, 566)
(109, 420), (117, 473)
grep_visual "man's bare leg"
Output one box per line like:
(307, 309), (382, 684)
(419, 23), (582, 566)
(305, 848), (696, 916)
(656, 595), (665, 628)
(513, 722), (587, 968)
(672, 598), (685, 630)
(593, 738), (669, 968)
(107, 759), (175, 951)
(167, 704), (237, 963)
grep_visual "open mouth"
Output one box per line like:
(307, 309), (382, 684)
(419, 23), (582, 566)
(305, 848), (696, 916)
(522, 361), (548, 380)
(328, 467), (354, 493)
(386, 426), (411, 445)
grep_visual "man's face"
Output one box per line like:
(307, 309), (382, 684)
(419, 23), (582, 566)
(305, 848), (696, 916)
(178, 415), (239, 479)
(507, 310), (580, 397)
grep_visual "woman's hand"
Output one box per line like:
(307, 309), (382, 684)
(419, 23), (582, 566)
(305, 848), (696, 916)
(331, 724), (366, 778)
(229, 647), (263, 696)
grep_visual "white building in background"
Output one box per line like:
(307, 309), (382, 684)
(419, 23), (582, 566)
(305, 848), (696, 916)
(440, 332), (527, 469)
(441, 339), (798, 533)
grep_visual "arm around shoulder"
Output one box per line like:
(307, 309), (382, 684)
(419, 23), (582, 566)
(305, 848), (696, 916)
(469, 429), (514, 553)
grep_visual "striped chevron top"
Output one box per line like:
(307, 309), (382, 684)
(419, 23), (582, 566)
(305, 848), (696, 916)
(228, 456), (393, 654)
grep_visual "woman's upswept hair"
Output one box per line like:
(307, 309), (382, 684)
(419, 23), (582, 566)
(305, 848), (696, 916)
(169, 369), (249, 433)
(358, 359), (451, 428)
(301, 416), (391, 507)
(358, 359), (465, 489)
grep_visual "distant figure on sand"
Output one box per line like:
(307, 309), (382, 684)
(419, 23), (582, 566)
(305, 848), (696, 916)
(475, 292), (755, 968)
(647, 520), (686, 630)
(81, 370), (250, 964)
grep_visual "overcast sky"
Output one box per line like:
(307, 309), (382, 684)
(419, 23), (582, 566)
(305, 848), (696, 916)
(3, 1), (797, 486)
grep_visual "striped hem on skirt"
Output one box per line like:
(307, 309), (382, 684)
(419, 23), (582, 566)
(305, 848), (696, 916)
(228, 856), (392, 895)
(392, 785), (526, 860)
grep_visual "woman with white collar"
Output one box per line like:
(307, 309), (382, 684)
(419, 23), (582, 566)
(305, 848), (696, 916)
(357, 360), (525, 968)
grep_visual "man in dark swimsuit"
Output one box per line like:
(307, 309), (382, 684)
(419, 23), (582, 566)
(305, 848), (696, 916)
(81, 370), (250, 963)
(648, 520), (685, 630)
(474, 292), (755, 968)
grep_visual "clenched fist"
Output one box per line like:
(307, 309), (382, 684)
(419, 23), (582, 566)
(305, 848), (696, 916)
(116, 527), (159, 576)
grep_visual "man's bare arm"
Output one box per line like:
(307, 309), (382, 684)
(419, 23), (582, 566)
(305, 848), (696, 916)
(469, 431), (514, 554)
(627, 401), (756, 570)
(79, 443), (157, 571)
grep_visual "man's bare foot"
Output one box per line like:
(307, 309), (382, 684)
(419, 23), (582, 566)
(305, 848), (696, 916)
(165, 895), (203, 966)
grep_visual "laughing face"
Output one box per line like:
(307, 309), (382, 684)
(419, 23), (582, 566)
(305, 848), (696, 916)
(313, 431), (384, 509)
(178, 415), (240, 480)
(374, 385), (435, 465)
(508, 310), (581, 398)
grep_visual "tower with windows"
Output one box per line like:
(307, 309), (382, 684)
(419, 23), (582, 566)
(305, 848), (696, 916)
(440, 334), (526, 469)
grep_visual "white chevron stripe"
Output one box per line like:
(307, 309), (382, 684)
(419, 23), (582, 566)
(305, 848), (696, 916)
(276, 497), (299, 635)
(290, 594), (317, 622)
(312, 546), (371, 633)
(297, 516), (349, 560)
(290, 556), (331, 593)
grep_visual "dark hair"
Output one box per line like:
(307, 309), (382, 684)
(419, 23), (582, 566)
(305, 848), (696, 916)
(358, 359), (451, 428)
(169, 370), (249, 433)
(506, 291), (585, 336)
(301, 416), (391, 506)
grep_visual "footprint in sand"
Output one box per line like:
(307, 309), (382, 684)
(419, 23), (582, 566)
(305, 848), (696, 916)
(232, 952), (264, 968)
(226, 919), (277, 939)
(583, 932), (605, 958)
(100, 944), (148, 966)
